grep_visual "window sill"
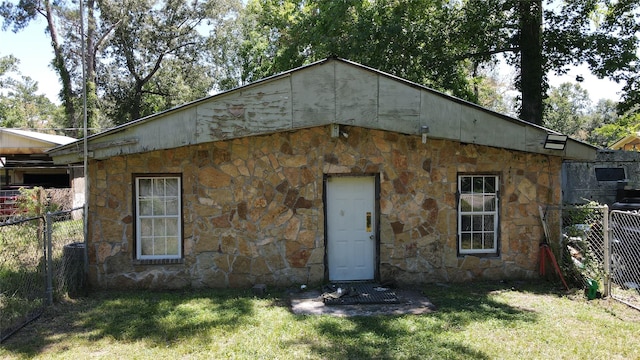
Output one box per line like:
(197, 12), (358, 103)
(458, 253), (500, 259)
(133, 258), (184, 266)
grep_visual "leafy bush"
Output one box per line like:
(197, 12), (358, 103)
(16, 187), (61, 217)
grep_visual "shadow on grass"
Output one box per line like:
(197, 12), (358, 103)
(80, 290), (255, 341)
(1, 281), (567, 359)
(1, 289), (256, 357)
(291, 281), (547, 359)
(300, 316), (494, 359)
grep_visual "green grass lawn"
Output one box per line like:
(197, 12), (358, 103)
(1, 281), (639, 360)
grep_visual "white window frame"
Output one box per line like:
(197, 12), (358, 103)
(135, 176), (182, 260)
(457, 175), (499, 255)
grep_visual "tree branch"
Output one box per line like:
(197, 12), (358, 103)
(141, 89), (169, 97)
(139, 41), (197, 85)
(456, 47), (520, 61)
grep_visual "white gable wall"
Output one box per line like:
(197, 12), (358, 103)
(49, 58), (596, 164)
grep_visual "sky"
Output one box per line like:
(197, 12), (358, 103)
(1, 18), (60, 102)
(0, 17), (626, 107)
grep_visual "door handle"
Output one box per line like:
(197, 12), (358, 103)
(369, 234), (375, 240)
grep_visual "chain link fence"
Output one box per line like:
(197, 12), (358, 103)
(0, 207), (84, 343)
(0, 216), (45, 343)
(541, 205), (608, 296)
(543, 204), (640, 310)
(0, 189), (21, 223)
(609, 210), (640, 310)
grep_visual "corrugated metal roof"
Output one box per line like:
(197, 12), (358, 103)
(1, 128), (76, 146)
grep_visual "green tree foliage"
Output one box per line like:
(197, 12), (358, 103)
(1, 0), (241, 128)
(237, 0), (640, 126)
(0, 54), (63, 131)
(543, 82), (591, 139)
(0, 53), (18, 85)
(585, 99), (620, 147)
(2, 0), (638, 130)
(474, 65), (517, 117)
(593, 111), (640, 148)
(543, 0), (640, 118)
(449, 0), (639, 125)
(236, 0), (482, 101)
(543, 83), (627, 148)
(99, 0), (240, 124)
(0, 0), (103, 136)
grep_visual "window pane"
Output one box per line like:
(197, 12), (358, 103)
(461, 177), (471, 193)
(166, 237), (179, 255)
(166, 198), (179, 215)
(472, 196), (485, 211)
(139, 199), (153, 216)
(461, 234), (472, 249)
(166, 218), (179, 236)
(154, 218), (166, 236)
(140, 218), (153, 236)
(484, 195), (496, 211)
(141, 237), (153, 255)
(152, 198), (165, 216)
(484, 215), (495, 231)
(484, 177), (496, 193)
(484, 233), (495, 249)
(165, 178), (179, 196)
(157, 238), (167, 255)
(461, 215), (471, 231)
(473, 177), (484, 193)
(472, 233), (482, 249)
(139, 179), (152, 196)
(153, 178), (165, 196)
(472, 215), (483, 231)
(460, 195), (472, 211)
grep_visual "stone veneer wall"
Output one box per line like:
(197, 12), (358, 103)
(88, 125), (561, 288)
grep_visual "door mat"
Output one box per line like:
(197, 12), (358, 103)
(322, 283), (400, 305)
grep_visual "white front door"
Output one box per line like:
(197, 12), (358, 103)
(326, 176), (376, 281)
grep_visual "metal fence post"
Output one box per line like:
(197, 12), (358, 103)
(45, 212), (53, 306)
(603, 205), (610, 298)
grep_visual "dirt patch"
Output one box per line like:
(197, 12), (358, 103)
(289, 287), (436, 316)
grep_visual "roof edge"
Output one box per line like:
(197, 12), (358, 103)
(48, 57), (599, 155)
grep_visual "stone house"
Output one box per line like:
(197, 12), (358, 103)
(48, 58), (597, 289)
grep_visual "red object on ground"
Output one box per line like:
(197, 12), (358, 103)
(539, 242), (570, 291)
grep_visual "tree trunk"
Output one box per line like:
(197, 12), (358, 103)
(44, 0), (79, 136)
(518, 0), (544, 126)
(86, 0), (99, 133)
(131, 82), (143, 121)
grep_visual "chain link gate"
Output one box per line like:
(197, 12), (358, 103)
(542, 205), (640, 310)
(0, 207), (84, 343)
(609, 210), (640, 310)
